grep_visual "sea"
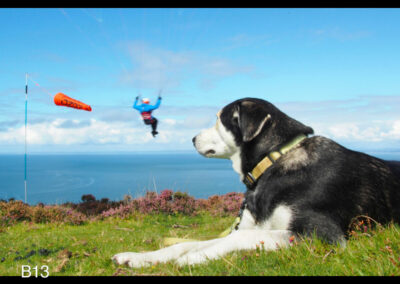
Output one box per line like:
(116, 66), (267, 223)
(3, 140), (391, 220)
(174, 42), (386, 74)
(1, 151), (400, 205)
(0, 153), (246, 205)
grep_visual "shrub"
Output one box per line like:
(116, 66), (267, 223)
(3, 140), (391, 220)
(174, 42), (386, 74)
(171, 191), (197, 215)
(100, 190), (243, 219)
(0, 190), (244, 226)
(81, 194), (96, 203)
(0, 200), (32, 226)
(63, 208), (87, 225)
(0, 200), (88, 227)
(65, 196), (122, 217)
(30, 205), (86, 224)
(131, 190), (197, 215)
(197, 192), (244, 216)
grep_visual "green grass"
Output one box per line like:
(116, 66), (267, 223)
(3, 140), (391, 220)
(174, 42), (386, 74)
(1, 213), (400, 276)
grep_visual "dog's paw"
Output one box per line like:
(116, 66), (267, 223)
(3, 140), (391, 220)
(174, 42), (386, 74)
(112, 252), (152, 268)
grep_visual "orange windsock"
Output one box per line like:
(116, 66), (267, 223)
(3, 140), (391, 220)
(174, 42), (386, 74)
(54, 93), (92, 112)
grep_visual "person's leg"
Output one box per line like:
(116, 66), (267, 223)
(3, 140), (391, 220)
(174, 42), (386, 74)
(151, 118), (158, 136)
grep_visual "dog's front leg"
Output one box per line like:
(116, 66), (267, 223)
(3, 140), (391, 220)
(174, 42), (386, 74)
(176, 229), (291, 266)
(112, 237), (223, 268)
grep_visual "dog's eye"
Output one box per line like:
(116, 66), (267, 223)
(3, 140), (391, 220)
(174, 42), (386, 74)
(232, 116), (239, 125)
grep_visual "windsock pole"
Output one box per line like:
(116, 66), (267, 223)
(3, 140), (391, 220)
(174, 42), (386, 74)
(24, 73), (28, 204)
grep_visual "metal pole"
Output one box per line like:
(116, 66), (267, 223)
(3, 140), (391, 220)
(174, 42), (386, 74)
(24, 73), (28, 204)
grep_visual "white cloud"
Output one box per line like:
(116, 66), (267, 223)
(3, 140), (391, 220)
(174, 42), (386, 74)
(381, 120), (400, 140)
(2, 95), (400, 154)
(162, 118), (177, 126)
(326, 123), (385, 142)
(277, 95), (400, 150)
(0, 111), (206, 153)
(310, 27), (372, 42)
(118, 41), (253, 91)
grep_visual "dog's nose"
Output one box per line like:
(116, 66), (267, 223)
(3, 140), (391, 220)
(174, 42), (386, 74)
(192, 136), (196, 145)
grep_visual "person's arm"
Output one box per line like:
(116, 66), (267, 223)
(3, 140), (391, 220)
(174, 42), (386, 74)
(151, 96), (162, 110)
(133, 96), (141, 111)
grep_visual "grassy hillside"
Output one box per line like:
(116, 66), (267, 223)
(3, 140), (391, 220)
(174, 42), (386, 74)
(1, 191), (400, 276)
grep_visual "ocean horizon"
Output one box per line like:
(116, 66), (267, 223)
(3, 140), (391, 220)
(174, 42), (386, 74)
(1, 150), (400, 205)
(0, 152), (246, 205)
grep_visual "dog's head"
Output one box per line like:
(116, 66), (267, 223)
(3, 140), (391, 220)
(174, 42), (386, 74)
(193, 98), (314, 160)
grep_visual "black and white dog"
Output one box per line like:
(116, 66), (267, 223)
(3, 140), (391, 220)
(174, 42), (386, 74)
(113, 97), (400, 267)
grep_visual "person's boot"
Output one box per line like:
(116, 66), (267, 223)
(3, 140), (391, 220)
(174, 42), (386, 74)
(152, 131), (158, 137)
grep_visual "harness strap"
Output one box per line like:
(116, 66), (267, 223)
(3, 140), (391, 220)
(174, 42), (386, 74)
(141, 111), (153, 120)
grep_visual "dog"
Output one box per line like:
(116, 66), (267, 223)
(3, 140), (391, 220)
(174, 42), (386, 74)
(113, 97), (400, 267)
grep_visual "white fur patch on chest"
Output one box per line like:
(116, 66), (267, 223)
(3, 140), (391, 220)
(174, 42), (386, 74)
(238, 205), (293, 231)
(261, 205), (293, 230)
(230, 151), (243, 180)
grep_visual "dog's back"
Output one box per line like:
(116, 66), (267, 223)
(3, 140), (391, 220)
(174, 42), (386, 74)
(316, 142), (400, 226)
(384, 160), (400, 221)
(386, 160), (400, 177)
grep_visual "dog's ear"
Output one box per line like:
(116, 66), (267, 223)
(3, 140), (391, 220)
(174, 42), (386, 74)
(235, 101), (272, 142)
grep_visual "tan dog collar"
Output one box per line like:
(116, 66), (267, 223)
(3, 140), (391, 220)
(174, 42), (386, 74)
(244, 134), (308, 188)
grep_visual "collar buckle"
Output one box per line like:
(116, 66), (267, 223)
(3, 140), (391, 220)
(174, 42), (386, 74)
(244, 172), (257, 189)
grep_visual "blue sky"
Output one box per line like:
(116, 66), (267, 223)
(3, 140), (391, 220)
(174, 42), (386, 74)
(1, 8), (400, 154)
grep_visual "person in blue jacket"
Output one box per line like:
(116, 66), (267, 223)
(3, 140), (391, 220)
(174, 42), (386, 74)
(133, 96), (162, 137)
